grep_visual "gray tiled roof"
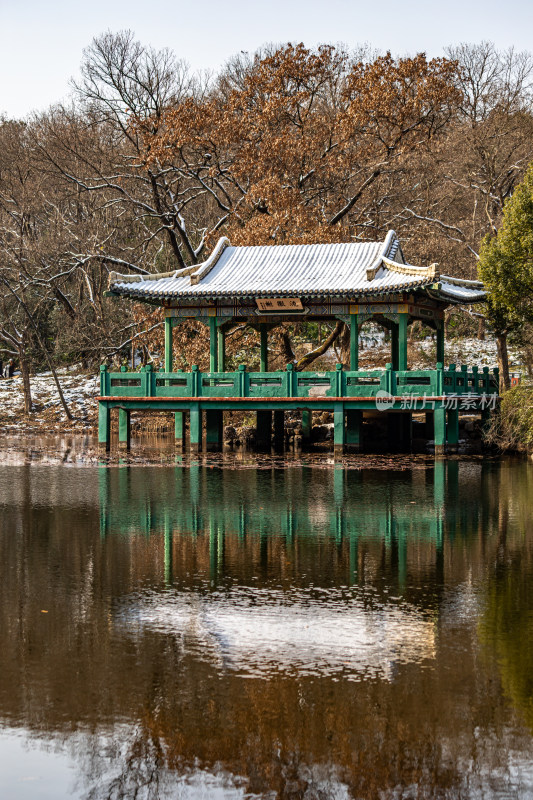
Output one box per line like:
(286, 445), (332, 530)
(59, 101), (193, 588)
(108, 231), (485, 304)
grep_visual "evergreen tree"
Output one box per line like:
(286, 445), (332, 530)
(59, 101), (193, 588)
(479, 161), (533, 389)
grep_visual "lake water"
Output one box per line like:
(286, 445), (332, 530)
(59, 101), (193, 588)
(1, 453), (533, 798)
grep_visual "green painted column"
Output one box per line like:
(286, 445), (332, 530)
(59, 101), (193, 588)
(301, 409), (312, 444)
(447, 408), (459, 452)
(205, 409), (223, 451)
(217, 325), (226, 372)
(436, 323), (445, 366)
(350, 314), (359, 370)
(260, 324), (268, 372)
(164, 316), (173, 372)
(434, 406), (446, 455)
(118, 408), (131, 450)
(175, 410), (185, 448)
(98, 402), (111, 451)
(256, 410), (272, 449)
(398, 313), (408, 371)
(333, 403), (345, 456)
(346, 409), (362, 451)
(190, 406), (202, 453)
(209, 316), (218, 372)
(391, 324), (399, 370)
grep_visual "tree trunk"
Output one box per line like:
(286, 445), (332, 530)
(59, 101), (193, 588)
(295, 321), (343, 371)
(477, 317), (485, 341)
(496, 332), (511, 391)
(19, 351), (32, 414)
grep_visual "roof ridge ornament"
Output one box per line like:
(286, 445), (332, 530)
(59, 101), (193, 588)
(189, 237), (231, 285)
(381, 257), (440, 281)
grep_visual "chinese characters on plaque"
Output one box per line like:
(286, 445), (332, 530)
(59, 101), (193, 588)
(256, 298), (304, 312)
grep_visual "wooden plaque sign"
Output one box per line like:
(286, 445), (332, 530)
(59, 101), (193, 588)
(256, 297), (303, 312)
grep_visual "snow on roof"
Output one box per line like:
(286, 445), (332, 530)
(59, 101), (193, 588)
(108, 231), (486, 305)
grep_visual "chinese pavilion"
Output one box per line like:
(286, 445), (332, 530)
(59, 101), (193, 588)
(100, 231), (497, 454)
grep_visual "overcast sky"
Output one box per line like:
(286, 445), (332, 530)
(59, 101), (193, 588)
(1, 0), (532, 118)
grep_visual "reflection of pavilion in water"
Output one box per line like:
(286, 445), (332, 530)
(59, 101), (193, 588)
(99, 460), (487, 586)
(99, 461), (493, 680)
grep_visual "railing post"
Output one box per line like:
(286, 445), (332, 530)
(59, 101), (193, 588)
(482, 366), (490, 393)
(385, 362), (393, 395)
(286, 363), (294, 398)
(472, 365), (479, 392)
(460, 364), (468, 394)
(146, 363), (154, 397)
(238, 364), (247, 397)
(100, 364), (108, 396)
(191, 364), (199, 397)
(448, 363), (456, 394)
(436, 361), (444, 396)
(335, 363), (343, 397)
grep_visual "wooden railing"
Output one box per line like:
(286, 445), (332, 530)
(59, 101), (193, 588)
(100, 362), (499, 400)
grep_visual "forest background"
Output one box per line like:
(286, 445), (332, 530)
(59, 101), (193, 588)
(1, 32), (533, 416)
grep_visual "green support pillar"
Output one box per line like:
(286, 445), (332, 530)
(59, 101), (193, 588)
(434, 406), (446, 455)
(398, 313), (408, 371)
(301, 409), (312, 445)
(436, 322), (445, 366)
(346, 409), (362, 451)
(118, 408), (131, 450)
(350, 314), (359, 371)
(164, 316), (173, 372)
(260, 324), (268, 372)
(256, 410), (272, 449)
(98, 402), (111, 451)
(334, 403), (345, 456)
(217, 325), (226, 372)
(391, 324), (399, 370)
(175, 410), (185, 448)
(209, 316), (218, 372)
(190, 406), (202, 453)
(205, 409), (223, 451)
(447, 408), (459, 452)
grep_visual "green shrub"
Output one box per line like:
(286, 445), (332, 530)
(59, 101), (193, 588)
(485, 387), (533, 452)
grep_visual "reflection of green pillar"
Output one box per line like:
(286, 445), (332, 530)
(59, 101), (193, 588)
(209, 518), (218, 579)
(349, 533), (358, 586)
(398, 529), (407, 589)
(260, 324), (268, 372)
(190, 406), (202, 452)
(346, 409), (362, 451)
(334, 403), (345, 455)
(447, 408), (459, 451)
(333, 466), (344, 506)
(256, 410), (272, 448)
(164, 518), (173, 584)
(118, 408), (130, 450)
(98, 466), (109, 538)
(98, 402), (111, 450)
(433, 458), (445, 508)
(350, 313), (359, 370)
(434, 406), (446, 454)
(205, 409), (223, 451)
(301, 409), (312, 444)
(398, 313), (408, 371)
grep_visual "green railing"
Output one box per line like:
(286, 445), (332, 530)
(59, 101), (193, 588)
(100, 362), (499, 400)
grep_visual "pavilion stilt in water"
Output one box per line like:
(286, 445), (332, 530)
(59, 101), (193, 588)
(301, 409), (312, 445)
(118, 408), (131, 450)
(346, 409), (362, 452)
(206, 409), (223, 451)
(447, 408), (459, 452)
(256, 410), (272, 449)
(190, 407), (202, 453)
(434, 407), (446, 455)
(273, 410), (285, 448)
(98, 403), (111, 451)
(334, 404), (345, 456)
